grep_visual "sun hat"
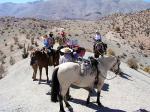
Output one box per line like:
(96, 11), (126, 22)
(60, 47), (73, 54)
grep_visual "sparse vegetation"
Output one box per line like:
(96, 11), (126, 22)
(13, 37), (19, 44)
(107, 48), (115, 56)
(143, 66), (150, 74)
(9, 56), (15, 65)
(22, 44), (29, 59)
(127, 58), (138, 70)
(17, 43), (24, 49)
(10, 45), (14, 51)
(0, 64), (5, 79)
(115, 26), (120, 32)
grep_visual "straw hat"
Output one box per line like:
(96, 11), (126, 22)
(60, 47), (73, 54)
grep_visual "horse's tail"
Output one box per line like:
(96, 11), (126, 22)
(51, 67), (59, 102)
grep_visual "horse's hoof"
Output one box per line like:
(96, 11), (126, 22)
(59, 110), (65, 112)
(33, 79), (36, 81)
(86, 101), (90, 106)
(47, 80), (50, 83)
(68, 106), (73, 112)
(97, 102), (103, 107)
(66, 95), (73, 101)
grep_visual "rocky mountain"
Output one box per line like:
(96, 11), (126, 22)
(0, 0), (150, 20)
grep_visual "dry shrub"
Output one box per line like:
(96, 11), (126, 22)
(107, 48), (115, 56)
(143, 66), (150, 74)
(0, 64), (5, 79)
(9, 56), (15, 65)
(115, 26), (120, 32)
(127, 58), (138, 70)
(31, 37), (34, 45)
(5, 43), (7, 46)
(10, 45), (14, 52)
(22, 44), (29, 59)
(17, 43), (24, 49)
(34, 41), (39, 47)
(13, 37), (18, 44)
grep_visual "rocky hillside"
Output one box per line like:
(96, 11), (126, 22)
(0, 9), (150, 78)
(0, 0), (150, 20)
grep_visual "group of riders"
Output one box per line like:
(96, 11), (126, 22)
(41, 30), (107, 63)
(30, 29), (108, 100)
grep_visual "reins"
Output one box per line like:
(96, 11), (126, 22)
(96, 58), (119, 80)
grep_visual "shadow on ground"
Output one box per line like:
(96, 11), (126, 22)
(70, 98), (126, 112)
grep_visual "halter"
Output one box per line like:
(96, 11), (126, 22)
(96, 57), (120, 81)
(110, 58), (120, 74)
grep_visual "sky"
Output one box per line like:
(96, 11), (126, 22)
(0, 0), (42, 3)
(0, 0), (149, 3)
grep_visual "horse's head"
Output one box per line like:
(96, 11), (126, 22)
(110, 56), (121, 75)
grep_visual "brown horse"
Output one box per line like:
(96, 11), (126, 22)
(93, 42), (107, 58)
(30, 48), (60, 84)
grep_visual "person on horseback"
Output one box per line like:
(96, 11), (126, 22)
(60, 29), (67, 45)
(42, 34), (54, 65)
(48, 32), (55, 48)
(93, 31), (107, 58)
(94, 31), (102, 42)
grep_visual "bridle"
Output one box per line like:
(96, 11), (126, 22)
(96, 57), (120, 81)
(110, 58), (120, 75)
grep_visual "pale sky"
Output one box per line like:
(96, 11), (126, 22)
(0, 0), (41, 3)
(0, 0), (149, 3)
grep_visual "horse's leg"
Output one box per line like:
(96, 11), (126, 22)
(97, 80), (104, 107)
(66, 88), (72, 101)
(32, 65), (37, 80)
(45, 66), (49, 83)
(39, 67), (42, 84)
(86, 89), (92, 105)
(58, 95), (65, 112)
(33, 64), (38, 81)
(64, 96), (73, 112)
(62, 86), (73, 111)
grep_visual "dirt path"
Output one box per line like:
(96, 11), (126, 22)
(0, 53), (150, 112)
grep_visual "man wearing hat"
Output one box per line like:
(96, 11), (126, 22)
(59, 47), (74, 64)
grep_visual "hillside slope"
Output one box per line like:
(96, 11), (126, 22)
(0, 52), (150, 112)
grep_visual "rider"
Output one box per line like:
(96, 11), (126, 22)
(60, 30), (67, 44)
(42, 34), (53, 65)
(94, 31), (102, 42)
(48, 32), (54, 48)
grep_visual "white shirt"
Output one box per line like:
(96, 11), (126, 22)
(59, 54), (74, 64)
(95, 34), (102, 41)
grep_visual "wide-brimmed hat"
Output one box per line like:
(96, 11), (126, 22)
(60, 47), (73, 54)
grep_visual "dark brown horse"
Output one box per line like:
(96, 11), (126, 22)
(30, 48), (60, 84)
(93, 42), (107, 58)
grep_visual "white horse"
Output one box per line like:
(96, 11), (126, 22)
(51, 56), (121, 112)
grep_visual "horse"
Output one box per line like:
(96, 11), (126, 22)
(30, 48), (60, 84)
(93, 42), (107, 58)
(51, 56), (121, 112)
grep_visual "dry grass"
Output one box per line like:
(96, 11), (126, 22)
(107, 48), (115, 56)
(127, 58), (138, 70)
(143, 66), (150, 74)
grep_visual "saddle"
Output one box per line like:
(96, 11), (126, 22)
(78, 57), (99, 86)
(79, 57), (98, 76)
